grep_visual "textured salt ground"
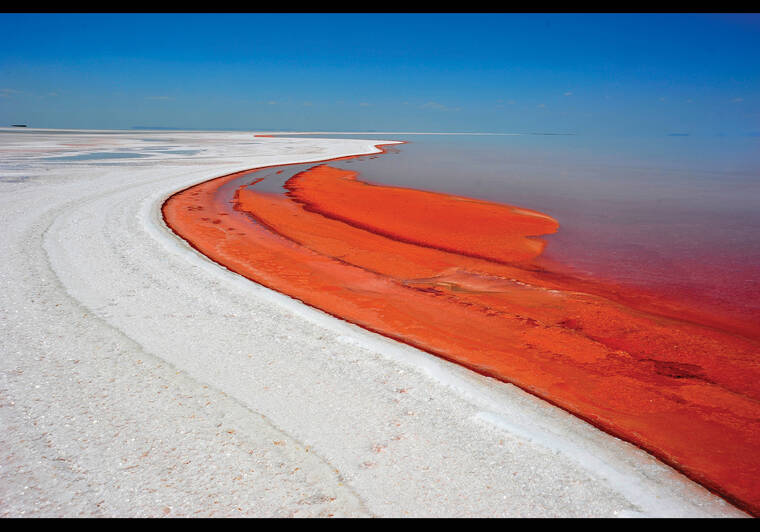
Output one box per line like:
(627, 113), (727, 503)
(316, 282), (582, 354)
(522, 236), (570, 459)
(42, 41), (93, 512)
(0, 129), (747, 517)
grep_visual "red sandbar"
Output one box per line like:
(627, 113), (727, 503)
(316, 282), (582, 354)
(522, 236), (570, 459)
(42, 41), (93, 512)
(163, 148), (760, 515)
(286, 164), (559, 264)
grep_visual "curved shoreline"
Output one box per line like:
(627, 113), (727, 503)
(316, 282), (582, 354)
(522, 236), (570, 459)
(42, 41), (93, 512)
(163, 138), (760, 516)
(1, 129), (748, 517)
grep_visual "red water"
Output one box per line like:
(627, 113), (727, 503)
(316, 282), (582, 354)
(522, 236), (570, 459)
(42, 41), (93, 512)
(163, 142), (760, 515)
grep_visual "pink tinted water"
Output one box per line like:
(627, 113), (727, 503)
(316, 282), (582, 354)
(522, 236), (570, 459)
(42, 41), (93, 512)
(317, 133), (760, 337)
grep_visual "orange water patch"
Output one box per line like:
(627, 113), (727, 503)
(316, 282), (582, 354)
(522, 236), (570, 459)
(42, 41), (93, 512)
(163, 152), (760, 515)
(286, 164), (559, 264)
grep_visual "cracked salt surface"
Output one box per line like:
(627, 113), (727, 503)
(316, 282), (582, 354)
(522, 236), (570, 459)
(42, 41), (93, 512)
(0, 128), (747, 517)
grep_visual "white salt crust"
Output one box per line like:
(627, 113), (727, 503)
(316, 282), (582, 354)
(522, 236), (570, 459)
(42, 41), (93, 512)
(0, 128), (747, 517)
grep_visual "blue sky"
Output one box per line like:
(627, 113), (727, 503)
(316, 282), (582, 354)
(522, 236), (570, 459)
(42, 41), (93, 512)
(0, 13), (758, 134)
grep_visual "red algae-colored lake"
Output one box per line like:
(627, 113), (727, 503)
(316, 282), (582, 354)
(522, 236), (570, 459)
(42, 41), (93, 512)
(163, 134), (760, 515)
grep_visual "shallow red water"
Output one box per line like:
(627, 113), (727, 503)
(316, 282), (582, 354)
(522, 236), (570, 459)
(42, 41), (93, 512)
(163, 143), (760, 515)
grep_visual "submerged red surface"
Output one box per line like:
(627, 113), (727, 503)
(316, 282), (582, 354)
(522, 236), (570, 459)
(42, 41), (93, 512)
(163, 145), (760, 515)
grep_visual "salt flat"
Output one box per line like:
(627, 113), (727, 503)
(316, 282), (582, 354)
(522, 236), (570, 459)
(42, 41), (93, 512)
(0, 128), (746, 517)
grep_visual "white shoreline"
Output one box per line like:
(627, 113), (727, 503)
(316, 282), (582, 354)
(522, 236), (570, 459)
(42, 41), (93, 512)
(0, 129), (747, 517)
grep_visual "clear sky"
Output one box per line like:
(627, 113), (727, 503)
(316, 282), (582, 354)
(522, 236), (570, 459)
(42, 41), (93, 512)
(0, 13), (758, 135)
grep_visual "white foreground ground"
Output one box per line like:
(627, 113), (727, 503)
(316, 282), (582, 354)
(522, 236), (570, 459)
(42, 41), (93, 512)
(0, 128), (746, 517)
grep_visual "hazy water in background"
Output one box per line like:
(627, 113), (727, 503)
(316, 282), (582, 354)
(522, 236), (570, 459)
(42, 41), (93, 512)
(271, 133), (760, 325)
